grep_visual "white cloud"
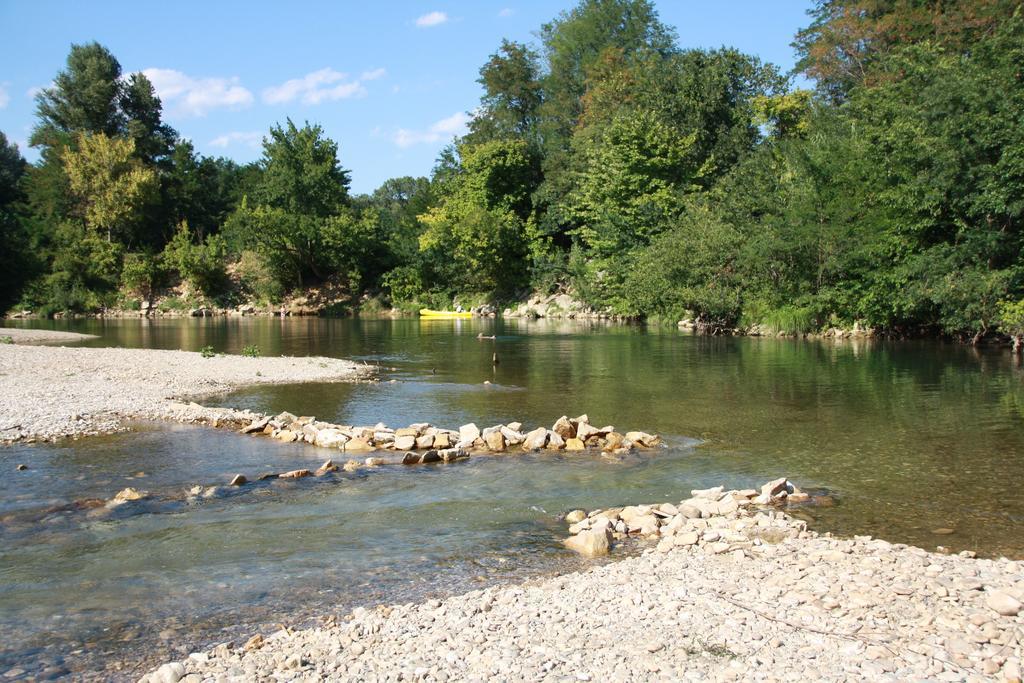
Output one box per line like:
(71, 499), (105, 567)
(209, 131), (263, 149)
(393, 111), (470, 148)
(498, 8), (514, 17)
(360, 67), (387, 82)
(416, 11), (448, 27)
(0, 84), (9, 109)
(262, 68), (368, 105)
(143, 68), (253, 117)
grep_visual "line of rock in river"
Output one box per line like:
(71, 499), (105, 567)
(238, 411), (662, 462)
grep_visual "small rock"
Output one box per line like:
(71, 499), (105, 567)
(244, 634), (265, 651)
(228, 474), (247, 486)
(16, 464), (27, 471)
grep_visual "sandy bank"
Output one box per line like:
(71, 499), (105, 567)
(142, 494), (1023, 683)
(0, 345), (372, 443)
(0, 326), (98, 344)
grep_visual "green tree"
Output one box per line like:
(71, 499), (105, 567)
(62, 133), (158, 244)
(0, 133), (35, 312)
(465, 40), (543, 146)
(226, 120), (357, 288)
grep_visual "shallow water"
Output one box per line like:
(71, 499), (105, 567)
(2, 317), (1023, 679)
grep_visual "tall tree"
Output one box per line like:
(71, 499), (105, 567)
(120, 72), (176, 165)
(31, 42), (125, 148)
(466, 40), (543, 146)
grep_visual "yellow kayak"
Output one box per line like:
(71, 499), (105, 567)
(419, 308), (473, 318)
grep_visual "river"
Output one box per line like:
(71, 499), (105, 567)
(1, 316), (1022, 680)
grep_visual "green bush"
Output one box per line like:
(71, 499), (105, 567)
(121, 252), (164, 301)
(235, 250), (284, 304)
(241, 344), (260, 357)
(163, 222), (229, 297)
(200, 345), (215, 358)
(0, 336), (13, 344)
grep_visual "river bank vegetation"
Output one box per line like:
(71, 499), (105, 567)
(2, 0), (1024, 343)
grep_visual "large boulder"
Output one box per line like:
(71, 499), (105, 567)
(563, 527), (611, 557)
(565, 438), (585, 451)
(546, 431), (566, 449)
(344, 438), (374, 452)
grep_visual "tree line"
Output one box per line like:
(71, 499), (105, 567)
(2, 0), (1024, 343)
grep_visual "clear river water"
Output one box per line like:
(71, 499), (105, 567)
(1, 316), (1023, 680)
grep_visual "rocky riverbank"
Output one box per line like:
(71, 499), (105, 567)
(141, 479), (1023, 683)
(0, 345), (372, 443)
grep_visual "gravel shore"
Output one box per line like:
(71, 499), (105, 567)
(0, 345), (371, 442)
(0, 326), (97, 344)
(143, 498), (1023, 683)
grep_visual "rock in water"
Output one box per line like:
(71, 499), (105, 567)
(314, 428), (349, 448)
(279, 469), (312, 479)
(459, 423), (481, 444)
(565, 509), (587, 524)
(522, 427), (549, 451)
(240, 416), (270, 434)
(565, 437), (585, 451)
(109, 487), (148, 506)
(393, 435), (416, 451)
(16, 464), (28, 471)
(228, 474), (247, 486)
(484, 430), (506, 451)
(563, 528), (611, 557)
(552, 415), (576, 439)
(575, 422), (600, 442)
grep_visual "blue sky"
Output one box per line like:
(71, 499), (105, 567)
(0, 1), (813, 194)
